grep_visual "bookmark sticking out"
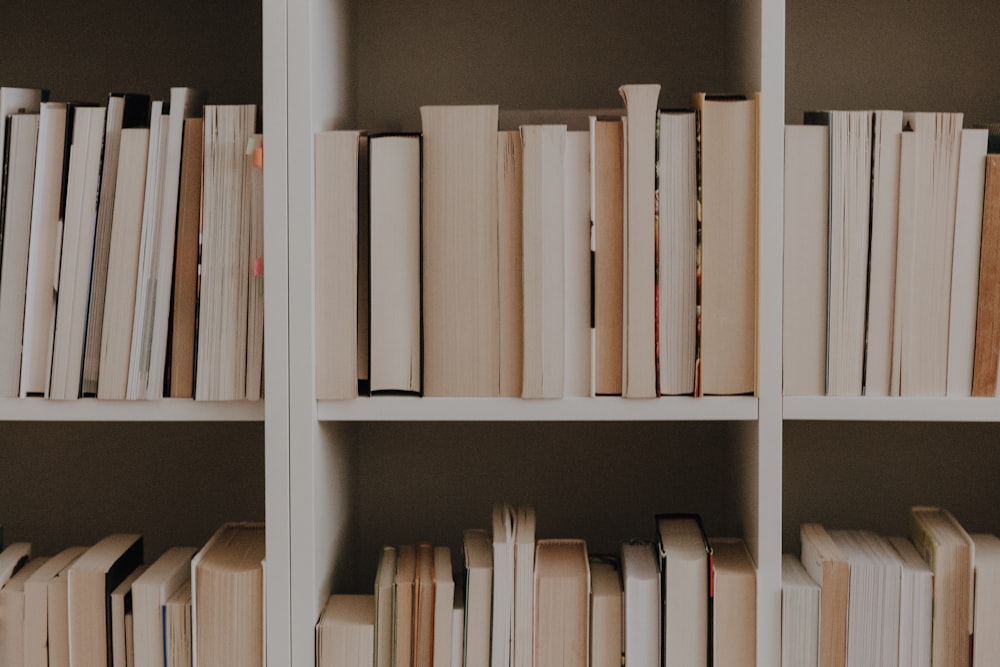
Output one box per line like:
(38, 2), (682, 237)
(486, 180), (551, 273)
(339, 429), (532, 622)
(254, 256), (264, 295)
(246, 135), (264, 168)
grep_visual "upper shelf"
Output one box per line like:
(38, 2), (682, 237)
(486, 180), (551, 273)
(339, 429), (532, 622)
(0, 398), (264, 422)
(316, 396), (758, 422)
(783, 396), (1000, 422)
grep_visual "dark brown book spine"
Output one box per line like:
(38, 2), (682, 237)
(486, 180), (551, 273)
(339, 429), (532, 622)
(972, 155), (1000, 396)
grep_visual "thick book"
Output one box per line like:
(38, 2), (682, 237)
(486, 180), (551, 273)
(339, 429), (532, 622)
(132, 546), (196, 667)
(316, 594), (375, 667)
(589, 557), (622, 667)
(67, 533), (144, 667)
(618, 84), (660, 398)
(421, 105), (500, 397)
(781, 554), (820, 667)
(20, 101), (70, 397)
(98, 128), (151, 399)
(971, 534), (1000, 667)
(657, 514), (710, 667)
(697, 93), (758, 395)
(909, 506), (973, 667)
(164, 581), (193, 667)
(191, 522), (265, 667)
(195, 105), (257, 401)
(0, 113), (40, 397)
(23, 546), (86, 667)
(369, 134), (421, 394)
(533, 539), (590, 667)
(0, 556), (48, 667)
(314, 130), (361, 399)
(591, 117), (624, 396)
(800, 523), (849, 667)
(463, 529), (493, 667)
(972, 154), (1000, 396)
(521, 124), (566, 399)
(81, 92), (151, 397)
(373, 546), (396, 667)
(491, 504), (515, 667)
(110, 564), (147, 667)
(564, 130), (591, 397)
(658, 110), (697, 395)
(49, 105), (107, 400)
(886, 537), (932, 667)
(782, 124), (829, 396)
(710, 538), (755, 667)
(620, 541), (659, 667)
(947, 129), (989, 397)
(804, 110), (871, 397)
(497, 130), (524, 397)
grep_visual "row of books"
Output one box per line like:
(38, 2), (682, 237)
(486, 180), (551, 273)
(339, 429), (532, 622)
(0, 86), (263, 402)
(782, 507), (988, 667)
(0, 522), (264, 667)
(315, 84), (759, 400)
(316, 506), (756, 667)
(784, 109), (1000, 398)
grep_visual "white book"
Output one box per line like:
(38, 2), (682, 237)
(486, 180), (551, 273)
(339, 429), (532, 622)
(513, 505), (536, 667)
(618, 84), (660, 397)
(864, 110), (904, 396)
(657, 515), (709, 667)
(315, 594), (375, 667)
(132, 546), (197, 667)
(451, 588), (464, 667)
(463, 529), (492, 667)
(564, 130), (591, 397)
(49, 105), (107, 400)
(23, 546), (86, 667)
(658, 110), (697, 395)
(0, 87), (44, 157)
(369, 134), (421, 394)
(887, 537), (931, 667)
(0, 556), (49, 667)
(432, 547), (454, 667)
(20, 101), (69, 397)
(947, 129), (989, 396)
(971, 534), (1000, 667)
(781, 554), (820, 667)
(783, 124), (829, 396)
(0, 113), (40, 396)
(620, 541), (659, 667)
(491, 504), (515, 667)
(590, 558), (623, 667)
(373, 546), (396, 667)
(521, 125), (565, 399)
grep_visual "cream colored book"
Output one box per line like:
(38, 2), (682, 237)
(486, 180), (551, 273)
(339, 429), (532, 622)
(373, 546), (397, 667)
(463, 529), (492, 667)
(513, 505), (536, 667)
(414, 543), (435, 667)
(394, 545), (416, 667)
(711, 538), (756, 667)
(132, 546), (197, 667)
(433, 546), (454, 667)
(521, 124), (566, 399)
(314, 130), (361, 399)
(316, 594), (375, 667)
(24, 546), (86, 667)
(48, 559), (73, 667)
(782, 554), (820, 667)
(620, 541), (659, 667)
(492, 505), (515, 667)
(0, 556), (48, 667)
(0, 542), (31, 585)
(564, 130), (591, 397)
(164, 582), (193, 667)
(800, 523), (849, 667)
(618, 84), (659, 398)
(887, 536), (931, 667)
(657, 515), (710, 667)
(498, 131), (524, 397)
(111, 564), (148, 667)
(589, 558), (622, 667)
(420, 105), (500, 396)
(971, 534), (1000, 667)
(451, 588), (464, 667)
(533, 539), (590, 667)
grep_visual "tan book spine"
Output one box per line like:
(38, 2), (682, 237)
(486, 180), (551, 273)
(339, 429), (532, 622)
(498, 131), (524, 397)
(972, 155), (1000, 396)
(593, 119), (624, 395)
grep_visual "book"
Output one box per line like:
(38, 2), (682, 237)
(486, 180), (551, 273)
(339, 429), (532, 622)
(245, 133), (265, 399)
(564, 129), (591, 397)
(863, 110), (904, 396)
(110, 564), (147, 667)
(513, 505), (536, 667)
(781, 554), (820, 667)
(972, 154), (1000, 396)
(98, 128), (151, 399)
(971, 534), (1000, 667)
(620, 541), (659, 667)
(451, 587), (464, 667)
(521, 124), (566, 399)
(49, 105), (107, 400)
(132, 546), (197, 667)
(373, 546), (396, 667)
(533, 539), (589, 667)
(21, 101), (70, 397)
(48, 555), (73, 667)
(890, 130), (917, 396)
(414, 543), (435, 667)
(498, 130), (524, 397)
(782, 124), (829, 396)
(394, 545), (416, 667)
(368, 134), (421, 394)
(0, 86), (45, 152)
(433, 546), (454, 667)
(421, 104), (500, 397)
(0, 555), (48, 667)
(710, 538), (755, 667)
(895, 113), (964, 396)
(191, 522), (265, 667)
(947, 129), (989, 397)
(909, 506), (973, 667)
(314, 130), (361, 399)
(589, 557), (622, 667)
(195, 105), (257, 401)
(618, 84), (659, 398)
(657, 514), (710, 667)
(590, 117), (624, 395)
(886, 536), (932, 667)
(169, 116), (205, 398)
(463, 529), (492, 667)
(316, 594), (375, 667)
(697, 93), (758, 395)
(800, 523), (849, 667)
(357, 135), (371, 392)
(67, 533), (144, 667)
(81, 92), (151, 397)
(164, 581), (193, 667)
(0, 112), (40, 397)
(492, 504), (515, 667)
(23, 546), (86, 667)
(804, 110), (871, 397)
(658, 110), (697, 395)
(0, 541), (32, 585)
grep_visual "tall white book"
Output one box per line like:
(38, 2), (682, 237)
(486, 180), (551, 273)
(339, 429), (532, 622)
(512, 505), (536, 667)
(491, 504), (515, 667)
(657, 515), (710, 667)
(620, 541), (659, 667)
(781, 555), (820, 667)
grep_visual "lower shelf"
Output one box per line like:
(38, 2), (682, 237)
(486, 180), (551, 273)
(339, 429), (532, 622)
(0, 398), (264, 422)
(783, 396), (1000, 422)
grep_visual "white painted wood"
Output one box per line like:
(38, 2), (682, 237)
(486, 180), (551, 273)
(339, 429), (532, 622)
(785, 397), (1000, 422)
(0, 398), (263, 422)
